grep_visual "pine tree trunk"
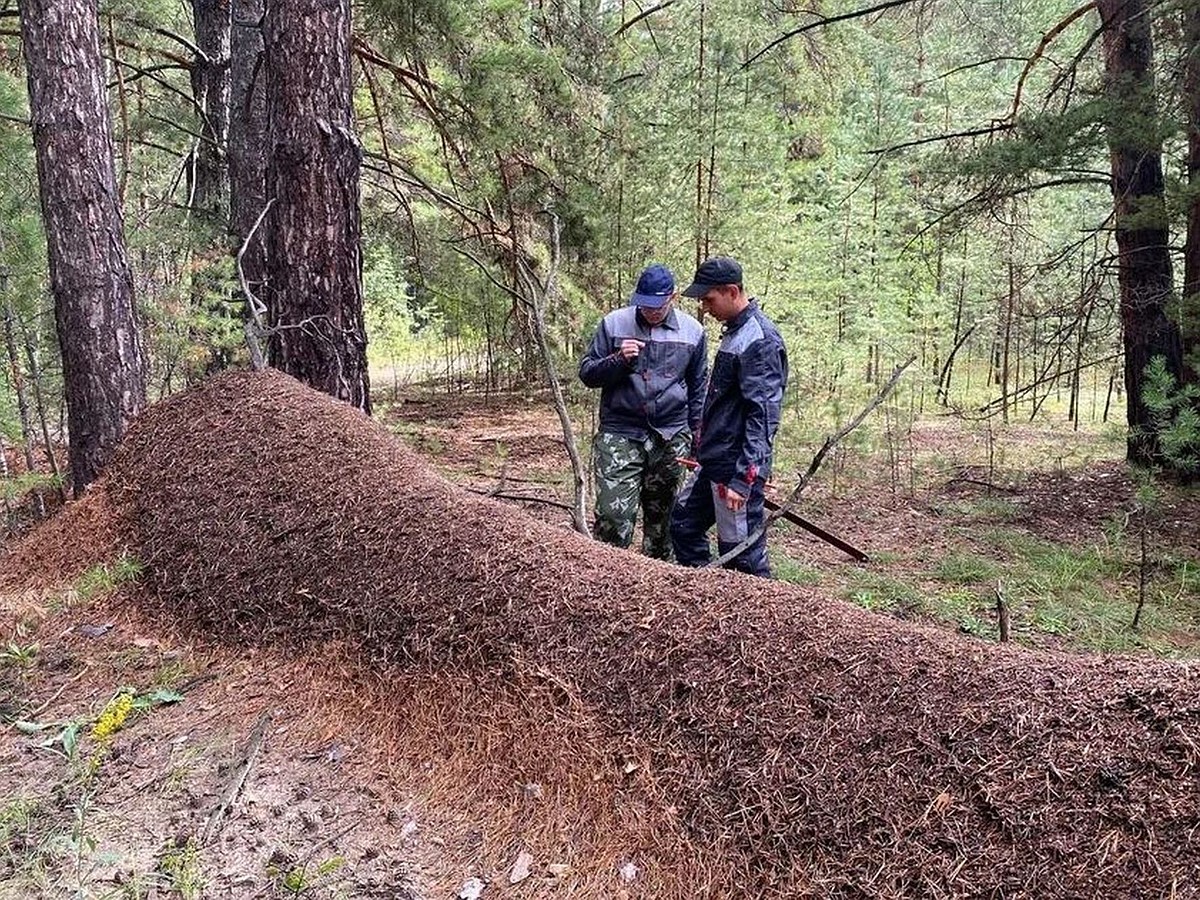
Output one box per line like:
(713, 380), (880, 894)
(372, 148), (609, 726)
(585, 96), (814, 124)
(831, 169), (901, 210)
(263, 0), (370, 413)
(229, 0), (268, 358)
(229, 0), (266, 261)
(20, 0), (146, 495)
(192, 0), (232, 226)
(1098, 0), (1186, 465)
(1182, 0), (1200, 386)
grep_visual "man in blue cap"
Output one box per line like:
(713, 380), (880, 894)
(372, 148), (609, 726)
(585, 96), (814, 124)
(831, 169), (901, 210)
(579, 264), (708, 559)
(671, 256), (788, 577)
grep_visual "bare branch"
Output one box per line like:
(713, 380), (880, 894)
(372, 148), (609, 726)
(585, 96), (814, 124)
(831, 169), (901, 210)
(1008, 2), (1097, 122)
(867, 122), (1013, 155)
(614, 0), (676, 37)
(237, 198), (275, 370)
(742, 0), (922, 69)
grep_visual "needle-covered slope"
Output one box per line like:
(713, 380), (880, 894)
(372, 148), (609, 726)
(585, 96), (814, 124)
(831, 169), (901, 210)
(107, 369), (1200, 897)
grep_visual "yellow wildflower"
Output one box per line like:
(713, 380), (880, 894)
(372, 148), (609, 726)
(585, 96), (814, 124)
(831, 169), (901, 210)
(92, 691), (134, 741)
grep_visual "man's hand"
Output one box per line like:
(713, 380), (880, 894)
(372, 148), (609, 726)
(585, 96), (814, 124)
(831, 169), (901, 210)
(618, 339), (645, 361)
(722, 486), (746, 512)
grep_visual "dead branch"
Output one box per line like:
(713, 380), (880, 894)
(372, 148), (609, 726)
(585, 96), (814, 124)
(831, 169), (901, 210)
(237, 198), (275, 370)
(201, 710), (270, 846)
(742, 0), (923, 68)
(467, 486), (575, 513)
(705, 355), (916, 570)
(614, 0), (676, 37)
(1007, 2), (1097, 122)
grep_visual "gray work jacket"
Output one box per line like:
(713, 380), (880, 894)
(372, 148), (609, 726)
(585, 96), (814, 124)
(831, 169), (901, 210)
(579, 305), (708, 441)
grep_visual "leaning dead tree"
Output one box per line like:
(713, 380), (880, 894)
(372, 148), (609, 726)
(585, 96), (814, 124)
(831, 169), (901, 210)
(516, 215), (590, 536)
(453, 216), (591, 536)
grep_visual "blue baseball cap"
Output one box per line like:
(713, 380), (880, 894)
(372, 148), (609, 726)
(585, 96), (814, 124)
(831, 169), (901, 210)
(629, 263), (676, 308)
(682, 256), (744, 297)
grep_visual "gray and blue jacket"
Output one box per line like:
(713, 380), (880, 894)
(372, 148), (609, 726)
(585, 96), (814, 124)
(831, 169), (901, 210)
(579, 306), (708, 441)
(697, 300), (788, 496)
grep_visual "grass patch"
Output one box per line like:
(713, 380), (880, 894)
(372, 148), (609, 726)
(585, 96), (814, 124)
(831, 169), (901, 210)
(924, 587), (993, 638)
(937, 497), (1021, 523)
(963, 530), (1200, 655)
(845, 572), (922, 616)
(73, 555), (143, 603)
(772, 553), (824, 587)
(158, 839), (205, 900)
(932, 553), (998, 585)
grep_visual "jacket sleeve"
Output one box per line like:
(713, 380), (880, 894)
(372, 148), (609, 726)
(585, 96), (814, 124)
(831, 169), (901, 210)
(578, 317), (632, 388)
(686, 330), (708, 438)
(728, 336), (786, 497)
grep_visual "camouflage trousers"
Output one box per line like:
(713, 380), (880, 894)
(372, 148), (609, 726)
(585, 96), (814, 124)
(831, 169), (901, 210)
(592, 430), (693, 560)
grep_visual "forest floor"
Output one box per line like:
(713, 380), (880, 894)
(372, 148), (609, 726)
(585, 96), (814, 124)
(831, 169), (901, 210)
(384, 386), (1200, 659)
(1, 381), (1198, 899)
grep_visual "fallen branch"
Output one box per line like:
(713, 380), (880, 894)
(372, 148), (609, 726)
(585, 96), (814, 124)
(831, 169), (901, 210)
(466, 486), (575, 513)
(945, 474), (1019, 494)
(201, 710), (271, 846)
(705, 355), (916, 570)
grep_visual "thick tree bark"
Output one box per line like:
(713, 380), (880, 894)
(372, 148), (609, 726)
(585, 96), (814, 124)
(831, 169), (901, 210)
(1098, 0), (1185, 465)
(20, 0), (146, 495)
(229, 0), (267, 287)
(263, 0), (370, 413)
(191, 0), (232, 227)
(1182, 0), (1200, 386)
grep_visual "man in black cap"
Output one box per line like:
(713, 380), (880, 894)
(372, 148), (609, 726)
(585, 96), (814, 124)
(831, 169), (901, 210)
(671, 256), (788, 577)
(579, 263), (708, 559)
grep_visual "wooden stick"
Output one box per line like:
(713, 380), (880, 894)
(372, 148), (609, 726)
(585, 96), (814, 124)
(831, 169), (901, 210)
(201, 710), (271, 846)
(995, 581), (1011, 642)
(763, 498), (869, 562)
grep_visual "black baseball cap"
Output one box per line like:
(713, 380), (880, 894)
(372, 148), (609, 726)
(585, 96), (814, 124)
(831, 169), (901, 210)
(681, 256), (743, 297)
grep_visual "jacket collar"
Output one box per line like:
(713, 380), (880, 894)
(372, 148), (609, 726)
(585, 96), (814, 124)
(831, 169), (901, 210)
(724, 299), (758, 332)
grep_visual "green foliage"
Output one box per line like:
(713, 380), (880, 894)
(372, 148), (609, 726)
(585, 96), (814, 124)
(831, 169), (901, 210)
(1142, 355), (1200, 476)
(0, 639), (39, 668)
(74, 555), (143, 603)
(158, 840), (204, 900)
(268, 854), (346, 897)
(2, 470), (64, 503)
